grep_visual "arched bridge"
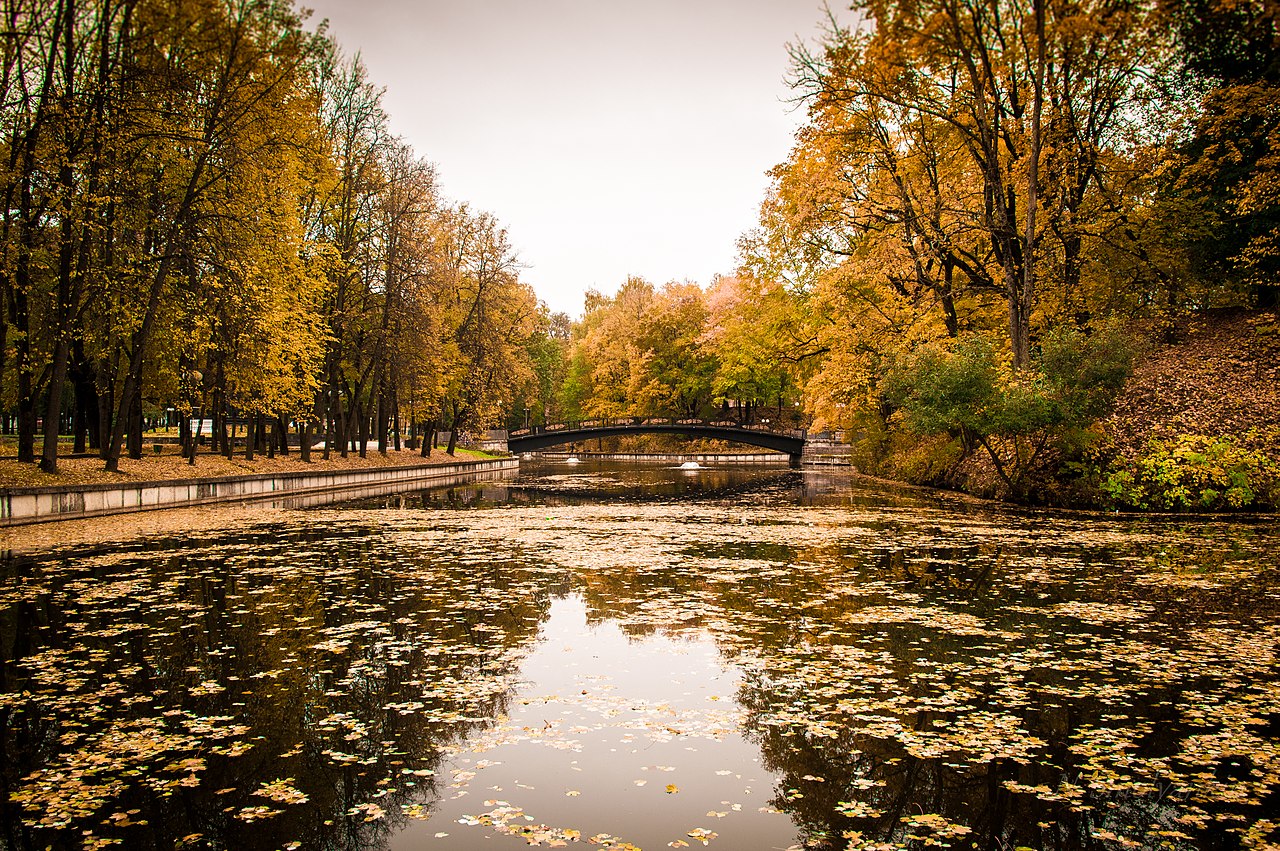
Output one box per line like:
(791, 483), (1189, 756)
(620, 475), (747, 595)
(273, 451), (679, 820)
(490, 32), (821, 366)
(506, 417), (807, 461)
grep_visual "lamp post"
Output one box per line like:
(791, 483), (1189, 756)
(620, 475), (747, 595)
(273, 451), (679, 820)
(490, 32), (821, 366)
(524, 407), (530, 430)
(184, 369), (203, 465)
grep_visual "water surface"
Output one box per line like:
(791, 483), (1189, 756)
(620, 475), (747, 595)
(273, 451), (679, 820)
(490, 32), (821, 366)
(2, 459), (1278, 850)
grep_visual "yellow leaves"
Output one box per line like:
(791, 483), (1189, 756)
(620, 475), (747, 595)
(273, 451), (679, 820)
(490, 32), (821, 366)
(8, 467), (1280, 851)
(901, 812), (973, 840)
(347, 802), (386, 822)
(836, 800), (884, 818)
(401, 803), (431, 820)
(665, 783), (680, 794)
(252, 778), (309, 806)
(189, 681), (225, 696)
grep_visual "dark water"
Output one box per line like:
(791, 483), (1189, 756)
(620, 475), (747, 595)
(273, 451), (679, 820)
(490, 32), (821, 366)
(2, 459), (1279, 850)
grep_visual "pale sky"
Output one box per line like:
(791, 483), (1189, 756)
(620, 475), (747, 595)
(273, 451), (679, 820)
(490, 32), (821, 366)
(301, 0), (853, 317)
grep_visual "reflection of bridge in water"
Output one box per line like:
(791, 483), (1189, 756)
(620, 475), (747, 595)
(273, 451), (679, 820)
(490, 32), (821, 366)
(506, 417), (808, 463)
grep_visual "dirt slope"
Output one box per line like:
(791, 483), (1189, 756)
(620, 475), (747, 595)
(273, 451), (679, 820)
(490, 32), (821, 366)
(1104, 309), (1280, 458)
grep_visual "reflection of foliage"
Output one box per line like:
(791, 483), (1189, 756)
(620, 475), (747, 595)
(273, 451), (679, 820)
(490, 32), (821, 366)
(0, 520), (551, 850)
(558, 499), (1280, 850)
(5, 481), (1280, 850)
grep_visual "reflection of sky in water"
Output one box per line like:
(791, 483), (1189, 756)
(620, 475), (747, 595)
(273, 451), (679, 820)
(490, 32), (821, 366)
(394, 595), (798, 850)
(2, 461), (1279, 850)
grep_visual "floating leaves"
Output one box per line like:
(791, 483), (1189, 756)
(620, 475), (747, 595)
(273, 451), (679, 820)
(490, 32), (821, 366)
(253, 778), (308, 806)
(347, 803), (385, 822)
(3, 480), (1280, 851)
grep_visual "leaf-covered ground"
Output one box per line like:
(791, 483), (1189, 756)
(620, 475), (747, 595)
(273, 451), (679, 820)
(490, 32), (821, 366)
(1106, 308), (1280, 460)
(2, 463), (1278, 850)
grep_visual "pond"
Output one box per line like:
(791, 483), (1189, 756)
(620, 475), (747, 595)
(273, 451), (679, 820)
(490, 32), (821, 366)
(2, 459), (1279, 850)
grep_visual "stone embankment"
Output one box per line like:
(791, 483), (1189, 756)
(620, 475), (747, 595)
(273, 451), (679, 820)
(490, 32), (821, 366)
(0, 457), (518, 526)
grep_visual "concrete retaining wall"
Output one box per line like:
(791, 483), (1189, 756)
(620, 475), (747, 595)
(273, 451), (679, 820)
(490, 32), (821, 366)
(0, 458), (519, 527)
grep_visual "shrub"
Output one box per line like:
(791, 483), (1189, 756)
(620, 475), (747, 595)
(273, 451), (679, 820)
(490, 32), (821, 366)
(885, 326), (1135, 499)
(1102, 434), (1280, 510)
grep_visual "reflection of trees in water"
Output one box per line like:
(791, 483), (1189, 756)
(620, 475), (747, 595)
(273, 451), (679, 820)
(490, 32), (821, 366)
(5, 492), (1279, 850)
(570, 520), (1280, 850)
(328, 461), (826, 511)
(510, 463), (803, 506)
(0, 523), (554, 850)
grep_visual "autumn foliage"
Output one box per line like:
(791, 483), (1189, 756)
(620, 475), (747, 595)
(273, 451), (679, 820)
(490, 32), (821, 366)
(2, 0), (1276, 506)
(0, 0), (549, 474)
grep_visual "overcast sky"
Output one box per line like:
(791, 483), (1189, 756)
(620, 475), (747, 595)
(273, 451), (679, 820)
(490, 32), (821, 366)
(301, 0), (853, 317)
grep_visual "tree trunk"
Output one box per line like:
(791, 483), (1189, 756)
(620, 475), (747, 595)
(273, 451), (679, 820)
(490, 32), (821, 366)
(71, 343), (98, 453)
(1014, 0), (1045, 370)
(188, 409), (202, 466)
(357, 400), (369, 458)
(323, 391), (334, 461)
(126, 388), (143, 460)
(420, 419), (435, 457)
(106, 253), (173, 471)
(73, 399), (88, 455)
(333, 372), (348, 458)
(446, 402), (462, 456)
(13, 286), (36, 463)
(96, 361), (114, 460)
(39, 222), (75, 473)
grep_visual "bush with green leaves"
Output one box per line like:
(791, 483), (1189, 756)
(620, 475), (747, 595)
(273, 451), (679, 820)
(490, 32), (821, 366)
(885, 325), (1135, 498)
(1102, 434), (1280, 510)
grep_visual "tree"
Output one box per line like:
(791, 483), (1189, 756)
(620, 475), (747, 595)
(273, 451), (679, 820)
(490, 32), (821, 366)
(788, 0), (1176, 367)
(703, 275), (814, 423)
(633, 282), (717, 418)
(98, 0), (324, 471)
(433, 206), (537, 454)
(1164, 0), (1280, 307)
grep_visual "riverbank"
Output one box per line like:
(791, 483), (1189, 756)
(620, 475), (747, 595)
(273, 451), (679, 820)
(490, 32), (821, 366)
(0, 445), (494, 490)
(0, 448), (514, 528)
(864, 309), (1280, 510)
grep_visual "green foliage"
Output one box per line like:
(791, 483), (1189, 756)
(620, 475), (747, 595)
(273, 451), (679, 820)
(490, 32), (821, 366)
(885, 335), (1002, 438)
(885, 327), (1135, 496)
(1038, 324), (1140, 425)
(1102, 434), (1280, 510)
(889, 326), (1134, 443)
(893, 433), (966, 488)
